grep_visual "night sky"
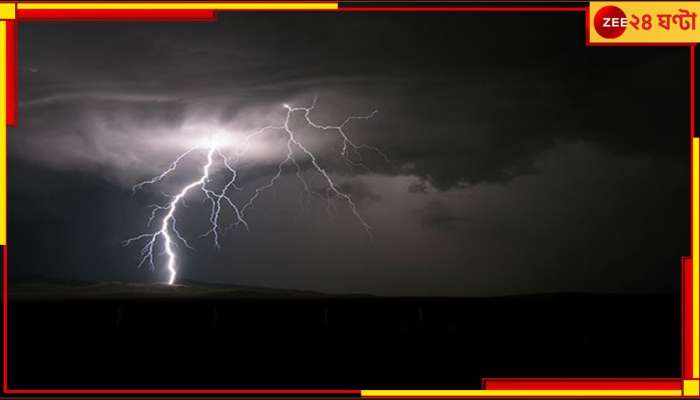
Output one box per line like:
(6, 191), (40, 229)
(8, 12), (690, 296)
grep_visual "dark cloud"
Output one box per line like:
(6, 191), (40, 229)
(9, 13), (689, 295)
(412, 200), (470, 232)
(17, 14), (689, 190)
(407, 180), (428, 194)
(338, 180), (381, 203)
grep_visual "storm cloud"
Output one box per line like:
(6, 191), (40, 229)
(8, 12), (689, 295)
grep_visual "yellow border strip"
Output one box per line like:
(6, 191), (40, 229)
(0, 21), (6, 246)
(694, 137), (699, 379)
(17, 3), (338, 10)
(685, 379), (700, 396)
(360, 390), (682, 397)
(0, 4), (16, 19)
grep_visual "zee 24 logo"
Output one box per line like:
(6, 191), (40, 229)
(594, 5), (698, 39)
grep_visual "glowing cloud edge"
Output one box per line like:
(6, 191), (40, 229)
(123, 97), (386, 285)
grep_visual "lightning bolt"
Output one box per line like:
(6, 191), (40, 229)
(124, 97), (386, 285)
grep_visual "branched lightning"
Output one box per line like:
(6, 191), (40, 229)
(124, 97), (386, 285)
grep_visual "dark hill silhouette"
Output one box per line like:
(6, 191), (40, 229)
(8, 276), (373, 299)
(7, 278), (679, 389)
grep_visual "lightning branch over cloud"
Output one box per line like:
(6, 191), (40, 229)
(123, 97), (386, 285)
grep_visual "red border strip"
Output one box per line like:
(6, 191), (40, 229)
(17, 9), (217, 20)
(691, 45), (696, 138)
(685, 44), (696, 381)
(482, 379), (683, 391)
(339, 7), (585, 12)
(5, 20), (15, 127)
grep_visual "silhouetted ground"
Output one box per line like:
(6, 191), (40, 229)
(9, 278), (371, 299)
(7, 279), (680, 390)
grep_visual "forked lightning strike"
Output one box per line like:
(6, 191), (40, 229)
(124, 98), (386, 285)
